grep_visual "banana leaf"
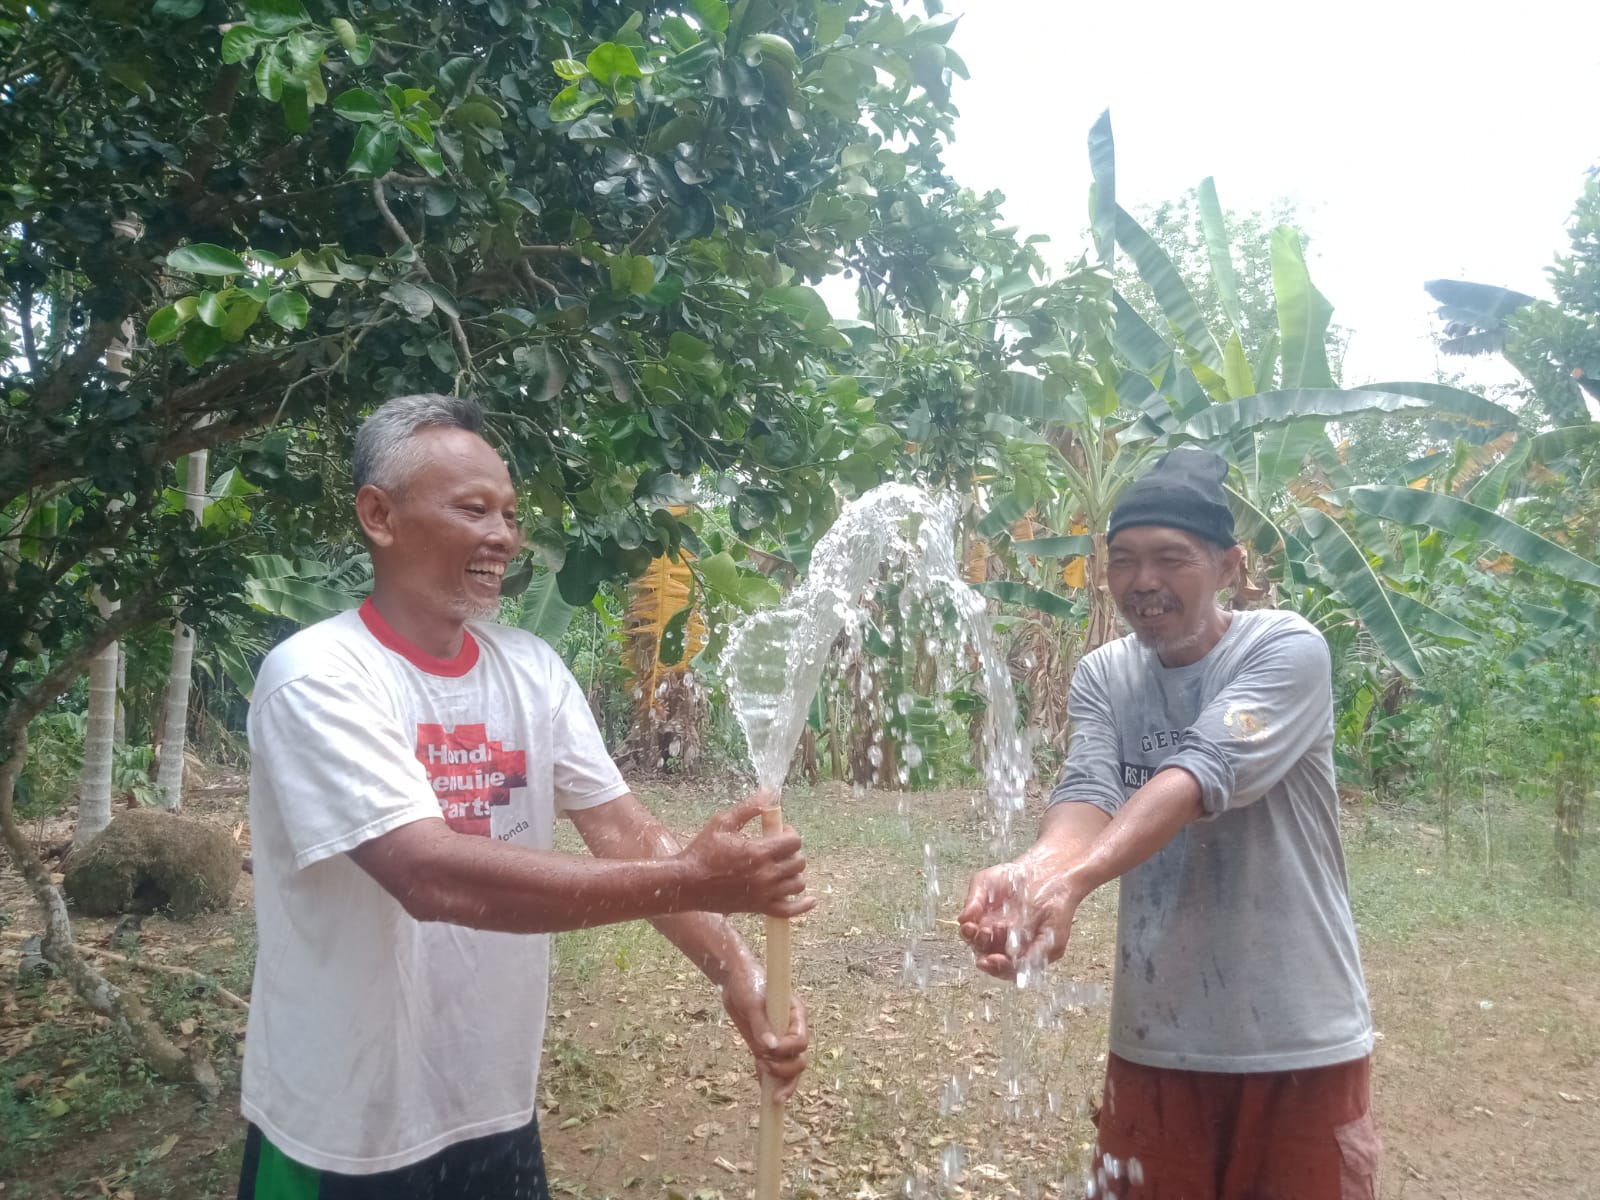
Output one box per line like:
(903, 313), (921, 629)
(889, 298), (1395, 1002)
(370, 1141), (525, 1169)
(1298, 508), (1425, 679)
(516, 567), (578, 645)
(1088, 110), (1116, 269)
(1347, 485), (1600, 591)
(1270, 227), (1335, 390)
(1383, 591), (1475, 644)
(1015, 535), (1095, 559)
(999, 369), (1087, 425)
(1252, 418), (1329, 500)
(1182, 387), (1489, 441)
(973, 580), (1081, 621)
(1358, 381), (1519, 440)
(1115, 205), (1224, 374)
(244, 577), (363, 626)
(1197, 178), (1242, 336)
(978, 492), (1033, 538)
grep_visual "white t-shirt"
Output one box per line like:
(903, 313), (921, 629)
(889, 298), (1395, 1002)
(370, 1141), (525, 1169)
(241, 600), (628, 1174)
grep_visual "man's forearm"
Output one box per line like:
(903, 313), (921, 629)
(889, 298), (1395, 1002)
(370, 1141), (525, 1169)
(576, 797), (760, 988)
(1023, 799), (1112, 871)
(1061, 767), (1203, 903)
(355, 822), (704, 933)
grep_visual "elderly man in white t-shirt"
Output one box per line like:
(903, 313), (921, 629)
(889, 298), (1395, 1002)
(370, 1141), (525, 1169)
(237, 394), (813, 1200)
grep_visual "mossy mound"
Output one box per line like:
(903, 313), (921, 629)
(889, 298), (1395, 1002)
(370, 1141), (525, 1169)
(63, 809), (238, 918)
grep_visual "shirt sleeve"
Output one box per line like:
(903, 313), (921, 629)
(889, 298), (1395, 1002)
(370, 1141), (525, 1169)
(549, 665), (630, 814)
(249, 674), (442, 870)
(1165, 622), (1334, 817)
(1048, 654), (1128, 817)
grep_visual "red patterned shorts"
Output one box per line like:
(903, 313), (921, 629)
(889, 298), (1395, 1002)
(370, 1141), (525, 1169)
(1088, 1053), (1380, 1200)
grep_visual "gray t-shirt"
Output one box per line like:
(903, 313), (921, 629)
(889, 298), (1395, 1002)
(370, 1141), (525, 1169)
(1050, 608), (1373, 1072)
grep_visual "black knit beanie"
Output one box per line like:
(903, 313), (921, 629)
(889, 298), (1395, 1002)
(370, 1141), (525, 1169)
(1107, 448), (1236, 548)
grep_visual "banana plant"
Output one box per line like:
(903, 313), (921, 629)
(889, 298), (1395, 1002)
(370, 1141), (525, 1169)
(971, 110), (1600, 681)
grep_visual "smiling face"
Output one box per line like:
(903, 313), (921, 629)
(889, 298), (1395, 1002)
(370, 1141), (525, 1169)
(358, 426), (521, 625)
(1105, 525), (1243, 666)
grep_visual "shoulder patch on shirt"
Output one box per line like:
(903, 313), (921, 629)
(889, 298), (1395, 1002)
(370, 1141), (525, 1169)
(1223, 705), (1270, 742)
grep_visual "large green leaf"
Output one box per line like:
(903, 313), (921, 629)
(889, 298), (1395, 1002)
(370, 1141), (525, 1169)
(1088, 110), (1116, 268)
(972, 580), (1081, 621)
(1253, 418), (1328, 500)
(167, 243), (248, 276)
(1298, 508), (1424, 679)
(1111, 292), (1170, 374)
(214, 640), (259, 701)
(244, 555), (364, 625)
(1221, 331), (1253, 400)
(1383, 591), (1475, 644)
(977, 493), (1031, 538)
(1014, 534), (1094, 559)
(1181, 387), (1498, 441)
(1465, 423), (1600, 507)
(1524, 423), (1600, 465)
(1224, 484), (1288, 556)
(1251, 330), (1280, 393)
(1506, 625), (1570, 670)
(1197, 177), (1241, 335)
(997, 369), (1085, 425)
(1347, 486), (1600, 590)
(1358, 381), (1518, 439)
(515, 567), (578, 644)
(1270, 227), (1334, 389)
(245, 576), (362, 625)
(1114, 205), (1223, 374)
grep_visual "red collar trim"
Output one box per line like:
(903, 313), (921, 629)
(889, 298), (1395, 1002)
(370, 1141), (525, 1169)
(358, 597), (480, 677)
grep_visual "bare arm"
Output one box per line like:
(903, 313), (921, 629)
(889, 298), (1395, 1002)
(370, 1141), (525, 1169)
(569, 792), (813, 1101)
(348, 793), (810, 933)
(568, 792), (814, 986)
(1058, 767), (1202, 905)
(960, 769), (1202, 977)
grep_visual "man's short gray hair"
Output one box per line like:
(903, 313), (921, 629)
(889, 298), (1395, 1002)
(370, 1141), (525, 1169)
(352, 393), (484, 494)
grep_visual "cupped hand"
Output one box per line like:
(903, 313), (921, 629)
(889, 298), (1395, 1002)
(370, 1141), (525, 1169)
(678, 792), (816, 918)
(958, 858), (1078, 980)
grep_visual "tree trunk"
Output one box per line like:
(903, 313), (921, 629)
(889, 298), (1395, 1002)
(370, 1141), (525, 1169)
(156, 448), (209, 810)
(78, 317), (135, 843)
(113, 644), (127, 746)
(77, 589), (119, 849)
(1084, 532), (1122, 654)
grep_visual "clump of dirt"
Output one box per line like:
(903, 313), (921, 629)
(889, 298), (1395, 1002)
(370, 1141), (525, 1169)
(62, 809), (239, 918)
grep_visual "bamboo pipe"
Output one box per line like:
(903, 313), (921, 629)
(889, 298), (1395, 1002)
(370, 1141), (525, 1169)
(754, 804), (794, 1200)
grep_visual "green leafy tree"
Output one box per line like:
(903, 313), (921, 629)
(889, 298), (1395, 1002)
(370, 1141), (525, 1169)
(975, 113), (1600, 698)
(0, 0), (1016, 1089)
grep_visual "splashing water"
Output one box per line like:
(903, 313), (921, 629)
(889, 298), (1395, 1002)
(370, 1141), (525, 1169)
(720, 482), (1108, 1197)
(720, 482), (1029, 828)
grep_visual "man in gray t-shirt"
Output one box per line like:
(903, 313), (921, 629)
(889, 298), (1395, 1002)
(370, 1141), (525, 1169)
(960, 448), (1379, 1199)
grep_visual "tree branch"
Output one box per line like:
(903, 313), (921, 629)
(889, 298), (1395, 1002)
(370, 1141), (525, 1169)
(18, 279), (41, 379)
(29, 315), (128, 415)
(175, 65), (244, 209)
(153, 347), (300, 423)
(0, 725), (219, 1097)
(372, 179), (474, 379)
(0, 590), (161, 752)
(519, 262), (560, 300)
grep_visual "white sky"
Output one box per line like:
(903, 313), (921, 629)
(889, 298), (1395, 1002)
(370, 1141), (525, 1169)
(930, 0), (1598, 389)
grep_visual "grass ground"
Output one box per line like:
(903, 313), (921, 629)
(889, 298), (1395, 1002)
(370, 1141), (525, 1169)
(1, 778), (1596, 1199)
